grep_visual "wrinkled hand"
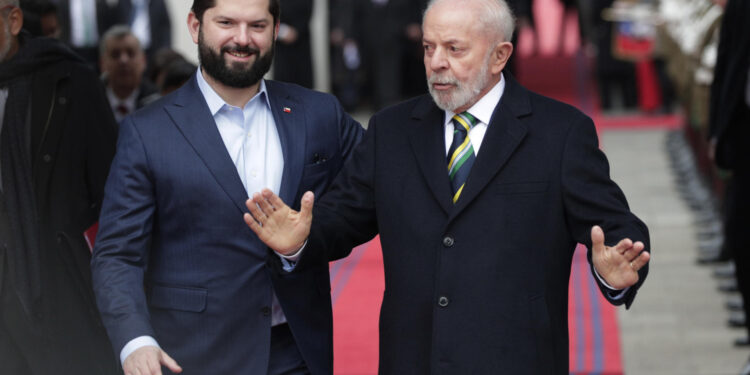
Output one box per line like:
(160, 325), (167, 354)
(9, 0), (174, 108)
(591, 225), (650, 290)
(244, 189), (314, 255)
(123, 346), (182, 375)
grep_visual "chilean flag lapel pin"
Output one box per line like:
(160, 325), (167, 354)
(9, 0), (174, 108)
(283, 107), (292, 113)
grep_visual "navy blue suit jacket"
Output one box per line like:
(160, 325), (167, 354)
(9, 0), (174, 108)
(91, 75), (363, 374)
(305, 74), (649, 374)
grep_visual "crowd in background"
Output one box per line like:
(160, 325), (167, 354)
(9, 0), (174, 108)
(17, 0), (682, 116)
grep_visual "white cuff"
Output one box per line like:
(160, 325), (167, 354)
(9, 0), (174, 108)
(593, 267), (629, 300)
(120, 335), (160, 365)
(276, 240), (307, 272)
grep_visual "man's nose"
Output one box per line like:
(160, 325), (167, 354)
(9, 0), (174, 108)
(233, 24), (251, 45)
(429, 49), (449, 71)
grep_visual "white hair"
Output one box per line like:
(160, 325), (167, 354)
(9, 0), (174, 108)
(424, 0), (516, 43)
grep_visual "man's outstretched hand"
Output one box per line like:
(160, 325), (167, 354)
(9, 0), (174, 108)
(123, 346), (182, 375)
(591, 225), (650, 290)
(244, 189), (314, 255)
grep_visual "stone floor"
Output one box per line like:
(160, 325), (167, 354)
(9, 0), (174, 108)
(604, 129), (748, 375)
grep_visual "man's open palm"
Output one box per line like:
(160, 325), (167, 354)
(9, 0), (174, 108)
(591, 225), (650, 290)
(244, 189), (314, 255)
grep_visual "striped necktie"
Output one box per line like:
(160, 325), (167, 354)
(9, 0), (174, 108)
(447, 111), (478, 203)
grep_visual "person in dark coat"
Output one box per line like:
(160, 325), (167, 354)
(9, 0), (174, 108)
(355, 0), (421, 110)
(707, 0), (750, 373)
(245, 0), (651, 373)
(99, 24), (158, 122)
(272, 0), (313, 88)
(111, 0), (172, 62)
(49, 0), (120, 68)
(0, 1), (121, 374)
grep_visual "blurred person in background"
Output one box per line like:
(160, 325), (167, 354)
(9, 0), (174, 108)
(355, 0), (423, 110)
(111, 0), (171, 62)
(0, 1), (121, 373)
(328, 0), (362, 110)
(707, 0), (750, 373)
(272, 0), (313, 88)
(592, 0), (637, 112)
(99, 24), (157, 123)
(158, 57), (197, 95)
(49, 0), (119, 68)
(20, 0), (60, 38)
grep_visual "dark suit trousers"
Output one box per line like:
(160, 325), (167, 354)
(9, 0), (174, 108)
(267, 323), (310, 375)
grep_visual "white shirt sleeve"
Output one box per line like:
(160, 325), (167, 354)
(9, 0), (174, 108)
(275, 240), (307, 272)
(593, 267), (629, 300)
(120, 336), (160, 365)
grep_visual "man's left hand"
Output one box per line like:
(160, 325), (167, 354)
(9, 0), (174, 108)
(591, 225), (650, 290)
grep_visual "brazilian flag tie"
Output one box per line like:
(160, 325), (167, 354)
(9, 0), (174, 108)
(447, 112), (478, 203)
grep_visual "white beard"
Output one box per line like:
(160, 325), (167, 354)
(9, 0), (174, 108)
(427, 51), (492, 112)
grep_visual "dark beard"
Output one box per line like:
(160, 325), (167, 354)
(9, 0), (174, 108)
(198, 29), (274, 88)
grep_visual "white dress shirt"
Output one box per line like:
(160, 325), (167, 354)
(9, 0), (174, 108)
(120, 69), (294, 364)
(441, 73), (626, 298)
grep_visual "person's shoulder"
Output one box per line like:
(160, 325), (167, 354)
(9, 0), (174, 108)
(525, 90), (590, 123)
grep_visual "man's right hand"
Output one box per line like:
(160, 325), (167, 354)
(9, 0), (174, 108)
(244, 189), (314, 255)
(123, 346), (182, 375)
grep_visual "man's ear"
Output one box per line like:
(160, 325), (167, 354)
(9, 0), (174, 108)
(187, 11), (200, 44)
(490, 41), (513, 75)
(8, 6), (23, 36)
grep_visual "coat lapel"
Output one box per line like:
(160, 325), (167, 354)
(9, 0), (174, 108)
(164, 76), (249, 213)
(265, 81), (306, 206)
(408, 97), (454, 215)
(451, 75), (532, 218)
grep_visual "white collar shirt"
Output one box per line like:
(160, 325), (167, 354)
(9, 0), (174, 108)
(443, 73), (506, 155)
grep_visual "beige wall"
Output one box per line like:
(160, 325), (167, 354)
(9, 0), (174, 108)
(164, 0), (330, 92)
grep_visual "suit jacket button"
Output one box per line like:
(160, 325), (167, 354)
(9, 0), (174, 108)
(442, 236), (454, 247)
(438, 296), (449, 307)
(261, 306), (271, 316)
(43, 154), (52, 163)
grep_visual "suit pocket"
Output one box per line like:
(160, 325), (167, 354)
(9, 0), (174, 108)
(496, 181), (549, 195)
(148, 284), (207, 313)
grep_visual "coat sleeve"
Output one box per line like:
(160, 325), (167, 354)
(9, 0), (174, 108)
(300, 113), (379, 268)
(560, 113), (650, 308)
(91, 116), (157, 355)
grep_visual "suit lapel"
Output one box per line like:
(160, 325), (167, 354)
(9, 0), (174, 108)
(451, 75), (532, 217)
(164, 76), (249, 213)
(265, 81), (305, 205)
(408, 97), (454, 215)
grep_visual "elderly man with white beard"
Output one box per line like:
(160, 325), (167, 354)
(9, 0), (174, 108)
(244, 0), (652, 373)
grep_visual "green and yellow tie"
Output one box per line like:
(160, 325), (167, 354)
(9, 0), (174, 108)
(447, 112), (478, 203)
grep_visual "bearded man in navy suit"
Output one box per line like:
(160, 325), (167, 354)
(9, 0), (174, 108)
(245, 0), (651, 373)
(90, 0), (363, 374)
